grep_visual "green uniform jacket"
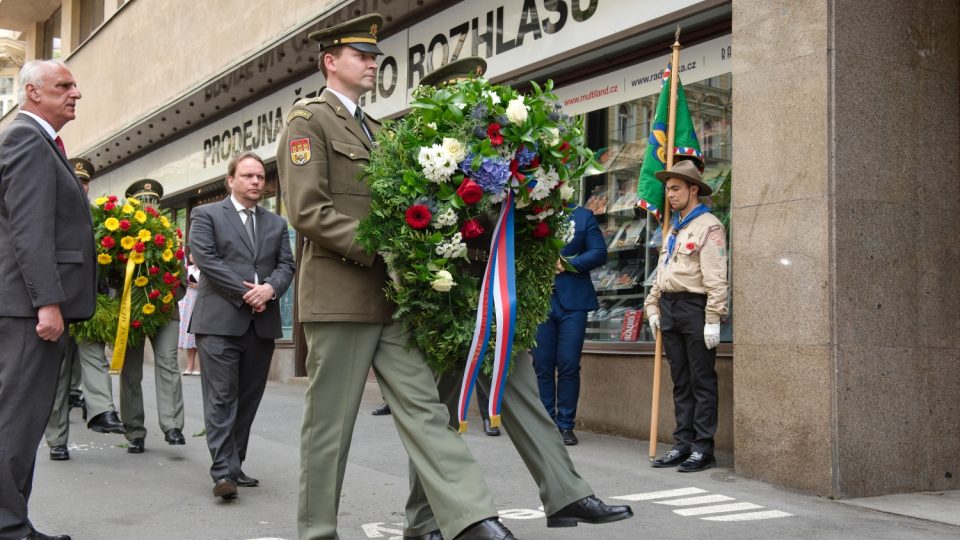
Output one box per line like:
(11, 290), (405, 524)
(277, 89), (394, 324)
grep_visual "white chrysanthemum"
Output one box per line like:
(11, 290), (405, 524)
(540, 168), (561, 189)
(560, 220), (576, 244)
(484, 90), (501, 105)
(417, 146), (434, 169)
(435, 233), (467, 259)
(430, 153), (457, 179)
(525, 208), (556, 222)
(432, 208), (458, 228)
(529, 181), (552, 201)
(487, 189), (508, 204)
(559, 182), (576, 201)
(506, 96), (529, 125)
(441, 138), (467, 162)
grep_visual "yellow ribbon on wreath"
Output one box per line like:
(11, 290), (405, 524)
(109, 257), (137, 374)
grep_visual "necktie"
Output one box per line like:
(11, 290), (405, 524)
(54, 136), (66, 156)
(242, 209), (256, 246)
(354, 106), (373, 142)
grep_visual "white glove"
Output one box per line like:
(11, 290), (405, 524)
(648, 314), (660, 334)
(704, 322), (720, 350)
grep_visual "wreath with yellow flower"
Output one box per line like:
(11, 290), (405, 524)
(70, 195), (185, 346)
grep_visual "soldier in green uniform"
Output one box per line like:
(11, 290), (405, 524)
(277, 14), (515, 540)
(402, 58), (633, 540)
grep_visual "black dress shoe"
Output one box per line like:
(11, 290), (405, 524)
(213, 477), (238, 499)
(651, 448), (691, 468)
(69, 393), (87, 420)
(677, 451), (716, 472)
(454, 518), (516, 539)
(371, 403), (391, 416)
(560, 429), (578, 446)
(49, 445), (70, 461)
(546, 495), (634, 528)
(237, 472), (259, 487)
(482, 417), (501, 437)
(404, 530), (443, 540)
(164, 428), (186, 445)
(87, 411), (126, 434)
(22, 529), (71, 540)
(127, 438), (145, 454)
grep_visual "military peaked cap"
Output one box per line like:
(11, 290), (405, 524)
(420, 57), (487, 87)
(69, 158), (95, 182)
(308, 13), (384, 56)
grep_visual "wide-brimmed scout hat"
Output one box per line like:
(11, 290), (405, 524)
(420, 56), (487, 87)
(654, 159), (713, 196)
(69, 158), (94, 183)
(308, 13), (384, 56)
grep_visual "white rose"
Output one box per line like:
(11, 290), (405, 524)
(505, 97), (529, 126)
(559, 182), (576, 201)
(442, 137), (467, 162)
(431, 270), (456, 292)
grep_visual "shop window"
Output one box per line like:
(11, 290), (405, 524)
(42, 8), (61, 59)
(582, 73), (733, 345)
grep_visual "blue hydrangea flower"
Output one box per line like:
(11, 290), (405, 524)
(515, 143), (538, 167)
(460, 152), (511, 193)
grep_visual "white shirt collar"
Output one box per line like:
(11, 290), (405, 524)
(326, 88), (358, 117)
(20, 111), (57, 140)
(230, 195), (255, 217)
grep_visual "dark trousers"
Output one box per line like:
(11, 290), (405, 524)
(196, 323), (274, 482)
(532, 296), (588, 431)
(660, 293), (718, 455)
(0, 317), (65, 540)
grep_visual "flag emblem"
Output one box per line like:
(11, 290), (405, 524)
(290, 138), (311, 165)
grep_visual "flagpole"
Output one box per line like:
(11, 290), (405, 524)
(649, 26), (682, 461)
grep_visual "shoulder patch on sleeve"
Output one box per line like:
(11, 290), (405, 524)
(289, 138), (311, 166)
(287, 109), (313, 124)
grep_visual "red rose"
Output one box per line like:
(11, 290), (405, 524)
(148, 289), (161, 300)
(456, 178), (483, 205)
(146, 206), (158, 217)
(405, 204), (432, 230)
(532, 222), (551, 239)
(131, 320), (142, 329)
(154, 234), (166, 247)
(175, 248), (185, 260)
(117, 252), (128, 262)
(460, 219), (485, 240)
(149, 266), (159, 275)
(104, 202), (116, 211)
(685, 242), (696, 251)
(487, 123), (504, 146)
(101, 236), (116, 249)
(175, 228), (183, 238)
(134, 241), (145, 253)
(163, 272), (177, 285)
(119, 219), (131, 231)
(107, 195), (118, 203)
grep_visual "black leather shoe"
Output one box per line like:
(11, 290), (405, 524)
(69, 393), (87, 420)
(404, 530), (443, 540)
(213, 477), (238, 499)
(87, 411), (126, 434)
(49, 445), (70, 461)
(454, 518), (516, 539)
(546, 495), (634, 527)
(22, 529), (71, 540)
(677, 451), (716, 472)
(651, 448), (691, 468)
(371, 403), (391, 416)
(560, 429), (578, 446)
(237, 472), (259, 487)
(127, 438), (145, 454)
(164, 428), (186, 445)
(482, 418), (501, 437)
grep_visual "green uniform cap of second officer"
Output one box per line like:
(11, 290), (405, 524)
(420, 57), (487, 87)
(308, 13), (384, 56)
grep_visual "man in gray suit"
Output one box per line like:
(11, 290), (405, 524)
(188, 151), (295, 500)
(0, 59), (95, 540)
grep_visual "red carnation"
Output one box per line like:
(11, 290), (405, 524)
(532, 222), (551, 239)
(117, 253), (128, 262)
(101, 236), (116, 249)
(685, 242), (696, 251)
(487, 123), (504, 146)
(149, 265), (159, 275)
(154, 233), (166, 247)
(131, 320), (142, 329)
(108, 195), (118, 203)
(146, 206), (159, 217)
(134, 241), (145, 253)
(162, 272), (177, 285)
(175, 228), (183, 238)
(175, 248), (185, 260)
(148, 289), (161, 300)
(456, 178), (483, 205)
(460, 219), (485, 240)
(104, 202), (116, 211)
(404, 204), (432, 230)
(119, 219), (131, 231)
(558, 141), (571, 152)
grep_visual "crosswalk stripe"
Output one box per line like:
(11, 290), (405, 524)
(612, 487), (707, 501)
(673, 502), (765, 516)
(653, 494), (735, 506)
(701, 510), (794, 521)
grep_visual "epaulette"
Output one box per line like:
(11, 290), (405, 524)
(287, 96), (328, 123)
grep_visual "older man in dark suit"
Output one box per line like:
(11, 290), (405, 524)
(0, 59), (95, 540)
(188, 151), (294, 500)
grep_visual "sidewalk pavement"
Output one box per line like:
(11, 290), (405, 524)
(26, 367), (960, 540)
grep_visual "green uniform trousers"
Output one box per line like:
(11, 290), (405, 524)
(299, 321), (497, 540)
(120, 319), (185, 440)
(404, 351), (593, 535)
(45, 339), (118, 447)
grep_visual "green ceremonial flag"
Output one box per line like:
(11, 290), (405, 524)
(636, 63), (702, 222)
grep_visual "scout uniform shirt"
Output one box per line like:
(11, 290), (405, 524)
(643, 210), (729, 324)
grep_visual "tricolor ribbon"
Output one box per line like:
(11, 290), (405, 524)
(457, 190), (518, 432)
(110, 258), (137, 373)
